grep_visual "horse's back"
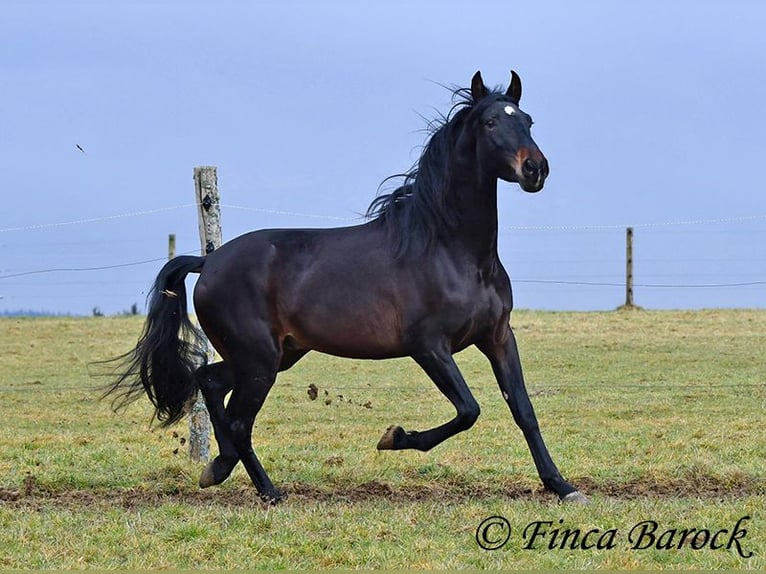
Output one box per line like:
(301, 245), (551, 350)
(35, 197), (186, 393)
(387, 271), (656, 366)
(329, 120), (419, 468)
(192, 223), (407, 358)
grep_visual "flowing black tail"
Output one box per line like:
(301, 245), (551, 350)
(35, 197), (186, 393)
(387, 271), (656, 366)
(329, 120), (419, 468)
(102, 255), (208, 426)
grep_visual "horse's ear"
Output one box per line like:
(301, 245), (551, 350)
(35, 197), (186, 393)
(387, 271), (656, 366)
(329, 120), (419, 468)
(471, 71), (488, 102)
(506, 70), (522, 104)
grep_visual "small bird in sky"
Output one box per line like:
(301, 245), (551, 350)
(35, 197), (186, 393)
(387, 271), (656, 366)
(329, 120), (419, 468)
(75, 144), (85, 153)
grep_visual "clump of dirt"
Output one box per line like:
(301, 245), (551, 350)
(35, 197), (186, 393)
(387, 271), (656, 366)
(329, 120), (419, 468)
(306, 383), (372, 409)
(23, 473), (36, 496)
(0, 488), (20, 502)
(170, 431), (187, 455)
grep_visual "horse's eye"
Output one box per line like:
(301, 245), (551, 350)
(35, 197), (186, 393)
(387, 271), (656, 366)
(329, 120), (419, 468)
(485, 118), (496, 129)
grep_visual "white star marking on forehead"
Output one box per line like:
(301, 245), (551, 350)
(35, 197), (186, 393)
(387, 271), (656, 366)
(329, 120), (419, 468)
(504, 105), (515, 116)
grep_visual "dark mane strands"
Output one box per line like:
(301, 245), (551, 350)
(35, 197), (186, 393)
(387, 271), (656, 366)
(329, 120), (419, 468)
(366, 84), (512, 258)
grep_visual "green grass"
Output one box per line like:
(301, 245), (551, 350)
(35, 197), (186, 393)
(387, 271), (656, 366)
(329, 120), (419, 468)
(0, 310), (764, 569)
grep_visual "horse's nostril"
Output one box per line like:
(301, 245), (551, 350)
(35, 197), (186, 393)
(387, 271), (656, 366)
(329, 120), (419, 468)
(522, 158), (538, 177)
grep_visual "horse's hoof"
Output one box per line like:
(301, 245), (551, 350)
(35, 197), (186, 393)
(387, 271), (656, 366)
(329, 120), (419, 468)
(377, 425), (404, 450)
(562, 490), (590, 504)
(261, 489), (286, 505)
(198, 461), (218, 489)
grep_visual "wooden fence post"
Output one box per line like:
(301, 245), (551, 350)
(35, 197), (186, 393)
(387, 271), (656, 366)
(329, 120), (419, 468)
(168, 233), (176, 260)
(625, 226), (634, 308)
(188, 166), (221, 462)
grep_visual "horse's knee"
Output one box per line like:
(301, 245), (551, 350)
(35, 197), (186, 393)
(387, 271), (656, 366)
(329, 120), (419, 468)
(503, 390), (541, 433)
(457, 402), (480, 431)
(511, 407), (539, 434)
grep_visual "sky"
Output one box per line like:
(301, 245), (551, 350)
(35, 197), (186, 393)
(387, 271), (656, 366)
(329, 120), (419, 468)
(1, 0), (764, 315)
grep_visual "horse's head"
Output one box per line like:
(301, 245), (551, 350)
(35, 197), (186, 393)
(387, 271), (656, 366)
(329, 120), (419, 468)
(470, 70), (549, 193)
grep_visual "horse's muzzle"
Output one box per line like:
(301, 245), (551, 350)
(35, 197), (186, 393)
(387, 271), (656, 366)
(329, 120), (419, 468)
(519, 156), (549, 193)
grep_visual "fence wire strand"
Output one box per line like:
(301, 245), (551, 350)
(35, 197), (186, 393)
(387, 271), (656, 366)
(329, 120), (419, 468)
(1, 202), (765, 290)
(3, 201), (765, 233)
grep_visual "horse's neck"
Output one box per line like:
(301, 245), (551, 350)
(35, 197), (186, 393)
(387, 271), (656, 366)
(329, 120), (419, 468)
(445, 172), (500, 262)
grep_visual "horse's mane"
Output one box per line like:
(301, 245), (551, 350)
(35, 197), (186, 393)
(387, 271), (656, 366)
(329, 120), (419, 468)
(366, 84), (508, 258)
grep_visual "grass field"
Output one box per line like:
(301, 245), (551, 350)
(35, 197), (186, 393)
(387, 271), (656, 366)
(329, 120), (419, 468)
(0, 309), (764, 569)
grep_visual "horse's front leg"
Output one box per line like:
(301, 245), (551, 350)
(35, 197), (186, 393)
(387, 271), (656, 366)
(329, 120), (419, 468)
(376, 346), (481, 452)
(478, 328), (588, 503)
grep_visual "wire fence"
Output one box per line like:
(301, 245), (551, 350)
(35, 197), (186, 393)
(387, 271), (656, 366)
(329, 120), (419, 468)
(1, 202), (765, 314)
(5, 202), (765, 234)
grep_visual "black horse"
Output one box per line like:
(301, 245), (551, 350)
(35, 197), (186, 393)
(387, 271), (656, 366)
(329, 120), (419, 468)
(105, 71), (588, 504)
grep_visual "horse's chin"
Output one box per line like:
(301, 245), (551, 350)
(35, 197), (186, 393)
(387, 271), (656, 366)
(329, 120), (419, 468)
(499, 173), (545, 193)
(519, 180), (545, 193)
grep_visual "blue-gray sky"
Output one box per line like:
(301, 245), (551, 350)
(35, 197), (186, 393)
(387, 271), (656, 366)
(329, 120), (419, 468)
(1, 0), (764, 315)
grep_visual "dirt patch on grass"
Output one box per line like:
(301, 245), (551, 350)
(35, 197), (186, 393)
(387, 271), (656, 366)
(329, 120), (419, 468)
(0, 473), (762, 510)
(572, 473), (764, 500)
(284, 479), (546, 504)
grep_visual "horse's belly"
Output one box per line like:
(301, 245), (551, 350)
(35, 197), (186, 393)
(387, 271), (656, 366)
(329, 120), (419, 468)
(283, 303), (405, 360)
(289, 328), (406, 360)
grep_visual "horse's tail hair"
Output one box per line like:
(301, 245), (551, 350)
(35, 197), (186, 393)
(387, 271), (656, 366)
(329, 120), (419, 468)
(101, 255), (208, 427)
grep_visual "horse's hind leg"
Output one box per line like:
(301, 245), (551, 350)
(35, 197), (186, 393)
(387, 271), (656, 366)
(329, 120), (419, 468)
(196, 363), (239, 488)
(377, 347), (480, 452)
(224, 357), (283, 502)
